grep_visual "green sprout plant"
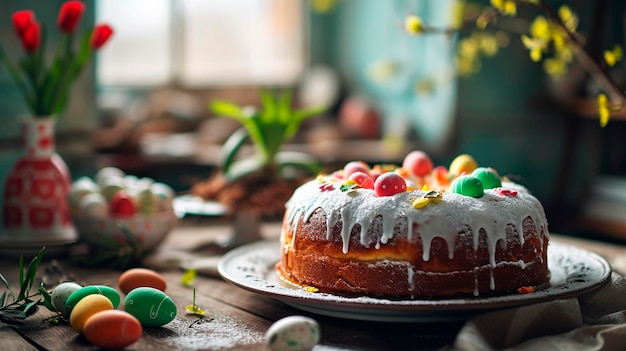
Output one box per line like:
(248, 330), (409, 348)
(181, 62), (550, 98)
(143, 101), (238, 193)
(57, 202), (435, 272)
(0, 248), (56, 326)
(210, 89), (326, 182)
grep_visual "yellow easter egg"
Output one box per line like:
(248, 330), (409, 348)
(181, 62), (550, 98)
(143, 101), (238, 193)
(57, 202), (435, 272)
(69, 294), (114, 334)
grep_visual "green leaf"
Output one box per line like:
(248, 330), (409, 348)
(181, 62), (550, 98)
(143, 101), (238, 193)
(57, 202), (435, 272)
(19, 247), (45, 300)
(220, 127), (249, 172)
(211, 101), (248, 122)
(260, 89), (278, 123)
(38, 284), (56, 312)
(224, 156), (266, 182)
(275, 151), (321, 175)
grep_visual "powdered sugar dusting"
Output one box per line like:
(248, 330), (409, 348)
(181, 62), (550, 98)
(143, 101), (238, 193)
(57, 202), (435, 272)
(158, 316), (263, 350)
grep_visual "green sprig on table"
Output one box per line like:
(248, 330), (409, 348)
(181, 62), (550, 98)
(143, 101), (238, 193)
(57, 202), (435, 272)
(0, 247), (56, 326)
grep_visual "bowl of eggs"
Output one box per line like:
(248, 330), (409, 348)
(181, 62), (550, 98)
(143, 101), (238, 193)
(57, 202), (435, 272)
(69, 167), (178, 252)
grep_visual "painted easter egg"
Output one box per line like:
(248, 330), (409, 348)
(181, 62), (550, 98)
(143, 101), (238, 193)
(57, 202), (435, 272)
(450, 175), (484, 198)
(136, 188), (159, 215)
(266, 316), (321, 351)
(471, 167), (502, 189)
(95, 167), (125, 187)
(449, 154), (478, 177)
(110, 190), (136, 218)
(83, 310), (143, 349)
(65, 285), (121, 316)
(69, 177), (100, 210)
(402, 150), (433, 177)
(69, 294), (114, 333)
(51, 282), (83, 317)
(78, 192), (108, 219)
(118, 268), (167, 295)
(99, 174), (126, 201)
(124, 287), (177, 327)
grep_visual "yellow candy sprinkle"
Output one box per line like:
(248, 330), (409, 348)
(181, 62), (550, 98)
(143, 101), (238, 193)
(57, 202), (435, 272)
(421, 184), (429, 191)
(304, 286), (319, 293)
(412, 198), (430, 209)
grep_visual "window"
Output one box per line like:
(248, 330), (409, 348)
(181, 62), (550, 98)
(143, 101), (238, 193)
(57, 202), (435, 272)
(96, 0), (307, 88)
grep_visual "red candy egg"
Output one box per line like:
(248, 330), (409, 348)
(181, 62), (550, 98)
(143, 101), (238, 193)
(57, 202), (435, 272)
(348, 171), (375, 189)
(403, 151), (433, 177)
(374, 172), (407, 196)
(343, 161), (370, 179)
(109, 191), (136, 217)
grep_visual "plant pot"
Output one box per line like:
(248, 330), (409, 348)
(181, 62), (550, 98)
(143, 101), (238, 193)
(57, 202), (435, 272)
(0, 116), (77, 256)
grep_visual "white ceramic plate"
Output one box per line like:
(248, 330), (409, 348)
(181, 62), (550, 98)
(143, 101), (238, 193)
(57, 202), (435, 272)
(218, 240), (612, 322)
(173, 195), (228, 217)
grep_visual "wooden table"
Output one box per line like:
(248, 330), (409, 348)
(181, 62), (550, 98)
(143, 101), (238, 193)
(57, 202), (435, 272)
(2, 219), (625, 351)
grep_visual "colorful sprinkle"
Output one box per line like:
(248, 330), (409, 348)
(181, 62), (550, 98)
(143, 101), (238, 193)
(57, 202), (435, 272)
(319, 183), (335, 192)
(495, 188), (518, 197)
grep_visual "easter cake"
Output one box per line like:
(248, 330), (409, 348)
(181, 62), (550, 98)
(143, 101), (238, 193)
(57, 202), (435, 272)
(276, 152), (550, 298)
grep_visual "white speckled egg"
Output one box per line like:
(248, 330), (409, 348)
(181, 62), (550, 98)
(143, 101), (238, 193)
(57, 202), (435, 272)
(150, 182), (175, 211)
(79, 193), (108, 219)
(266, 316), (321, 351)
(95, 167), (125, 186)
(51, 282), (83, 317)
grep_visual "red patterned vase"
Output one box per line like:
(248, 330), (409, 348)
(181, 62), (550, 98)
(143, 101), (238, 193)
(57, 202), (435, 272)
(1, 117), (77, 247)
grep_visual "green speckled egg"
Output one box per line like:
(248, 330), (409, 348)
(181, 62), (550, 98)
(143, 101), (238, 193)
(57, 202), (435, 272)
(450, 175), (484, 198)
(65, 285), (121, 316)
(124, 287), (177, 327)
(471, 167), (502, 189)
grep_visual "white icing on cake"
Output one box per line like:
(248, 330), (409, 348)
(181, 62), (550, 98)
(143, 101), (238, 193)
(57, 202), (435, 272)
(283, 174), (549, 292)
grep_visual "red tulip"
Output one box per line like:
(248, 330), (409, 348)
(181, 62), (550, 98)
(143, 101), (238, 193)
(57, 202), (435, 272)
(58, 1), (85, 33)
(12, 10), (36, 38)
(21, 22), (41, 53)
(90, 24), (114, 50)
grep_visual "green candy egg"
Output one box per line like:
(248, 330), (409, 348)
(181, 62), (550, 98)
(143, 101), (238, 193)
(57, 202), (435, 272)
(471, 167), (502, 189)
(65, 285), (121, 317)
(124, 287), (177, 327)
(450, 175), (484, 198)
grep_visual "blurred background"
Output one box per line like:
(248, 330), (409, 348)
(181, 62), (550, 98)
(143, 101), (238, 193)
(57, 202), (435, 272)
(1, 0), (625, 241)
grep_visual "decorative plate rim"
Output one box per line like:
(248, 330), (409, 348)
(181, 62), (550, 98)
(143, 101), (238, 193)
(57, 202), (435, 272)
(218, 240), (612, 322)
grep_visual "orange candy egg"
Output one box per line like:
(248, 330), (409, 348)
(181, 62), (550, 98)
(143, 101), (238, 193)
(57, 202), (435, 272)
(118, 268), (167, 295)
(84, 310), (143, 349)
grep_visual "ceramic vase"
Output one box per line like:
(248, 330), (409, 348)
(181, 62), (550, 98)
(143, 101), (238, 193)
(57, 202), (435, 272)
(1, 116), (77, 253)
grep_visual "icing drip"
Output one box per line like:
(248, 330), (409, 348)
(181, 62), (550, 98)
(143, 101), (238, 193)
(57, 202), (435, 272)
(285, 177), (548, 291)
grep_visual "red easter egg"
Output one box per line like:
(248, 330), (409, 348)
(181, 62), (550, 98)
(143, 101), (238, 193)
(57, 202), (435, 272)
(348, 171), (374, 189)
(109, 191), (136, 217)
(403, 151), (433, 177)
(343, 161), (370, 179)
(83, 310), (142, 349)
(374, 172), (407, 196)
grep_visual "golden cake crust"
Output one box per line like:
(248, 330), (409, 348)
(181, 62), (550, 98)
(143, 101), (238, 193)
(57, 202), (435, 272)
(278, 208), (549, 297)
